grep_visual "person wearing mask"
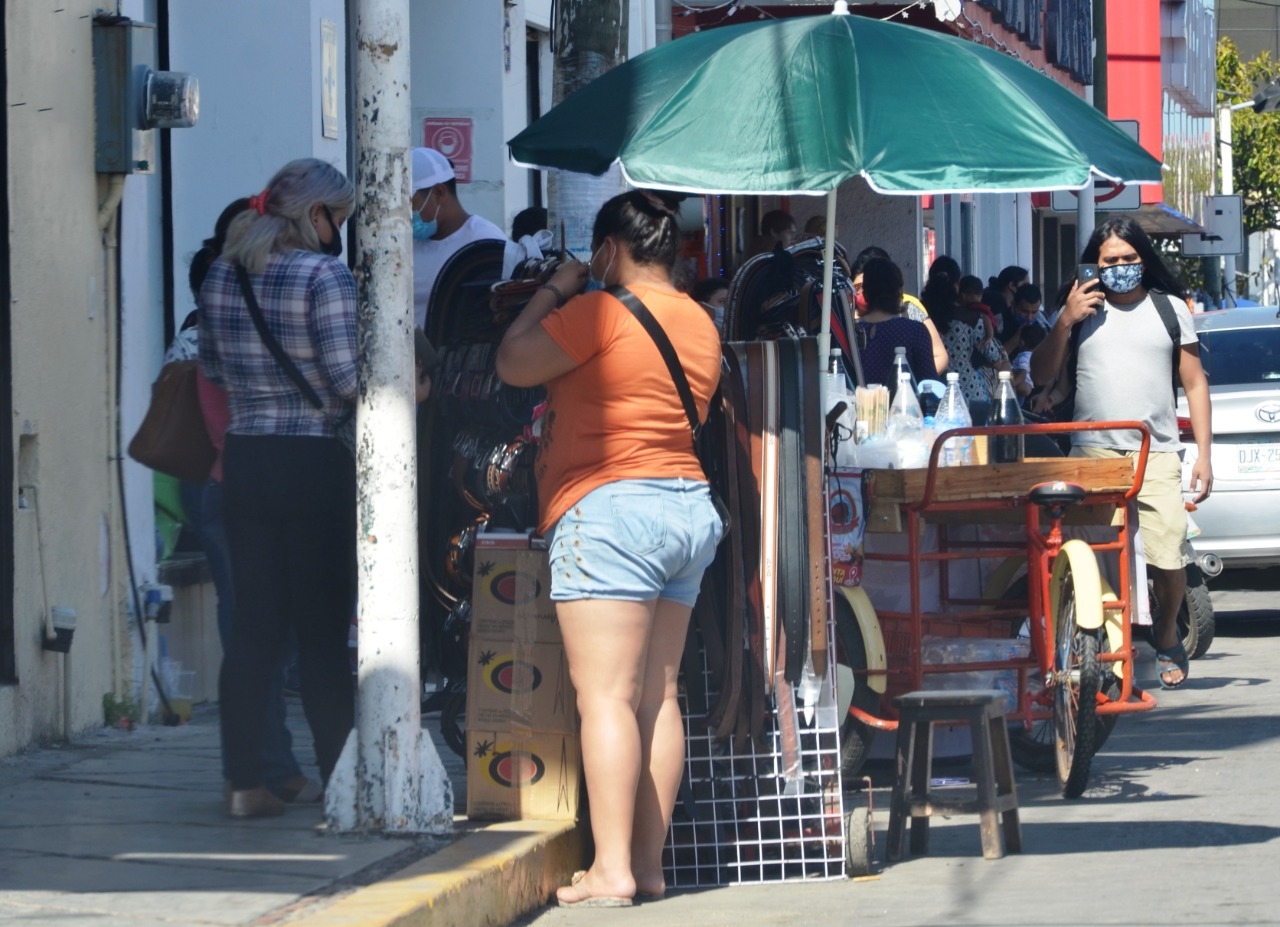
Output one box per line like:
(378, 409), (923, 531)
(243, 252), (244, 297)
(851, 246), (947, 374)
(199, 158), (358, 818)
(982, 264), (1030, 338)
(1031, 215), (1212, 690)
(690, 276), (729, 335)
(854, 257), (937, 386)
(496, 190), (724, 907)
(411, 147), (507, 329)
(923, 256), (1000, 423)
(177, 198), (320, 808)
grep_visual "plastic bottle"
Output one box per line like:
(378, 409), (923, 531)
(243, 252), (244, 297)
(934, 371), (973, 466)
(990, 369), (1025, 463)
(889, 346), (916, 401)
(825, 348), (851, 414)
(887, 370), (928, 466)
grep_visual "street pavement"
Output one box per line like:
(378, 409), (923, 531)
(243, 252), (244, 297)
(516, 568), (1280, 927)
(1, 568), (1277, 926)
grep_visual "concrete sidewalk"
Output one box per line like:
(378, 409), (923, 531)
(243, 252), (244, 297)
(0, 703), (581, 926)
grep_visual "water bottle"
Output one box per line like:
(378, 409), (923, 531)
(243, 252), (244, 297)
(990, 369), (1025, 463)
(934, 372), (973, 466)
(887, 370), (928, 466)
(826, 348), (851, 414)
(889, 346), (916, 401)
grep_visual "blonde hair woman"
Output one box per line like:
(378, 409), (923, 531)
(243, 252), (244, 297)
(198, 158), (358, 818)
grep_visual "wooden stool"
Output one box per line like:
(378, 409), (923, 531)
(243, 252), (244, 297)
(885, 690), (1022, 861)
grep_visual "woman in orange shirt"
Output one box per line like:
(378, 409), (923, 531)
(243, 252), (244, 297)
(497, 190), (724, 907)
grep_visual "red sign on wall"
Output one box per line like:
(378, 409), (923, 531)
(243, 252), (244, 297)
(423, 118), (473, 183)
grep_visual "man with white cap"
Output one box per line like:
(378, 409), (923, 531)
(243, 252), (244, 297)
(411, 147), (507, 329)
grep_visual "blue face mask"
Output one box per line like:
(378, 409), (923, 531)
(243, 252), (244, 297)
(412, 193), (439, 241)
(1099, 262), (1143, 294)
(585, 241), (614, 292)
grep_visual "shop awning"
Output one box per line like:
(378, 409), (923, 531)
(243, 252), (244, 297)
(1099, 202), (1206, 236)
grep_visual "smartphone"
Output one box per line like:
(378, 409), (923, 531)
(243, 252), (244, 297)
(1077, 263), (1100, 285)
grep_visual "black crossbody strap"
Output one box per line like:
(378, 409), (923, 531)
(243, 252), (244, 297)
(607, 285), (701, 445)
(234, 263), (324, 411)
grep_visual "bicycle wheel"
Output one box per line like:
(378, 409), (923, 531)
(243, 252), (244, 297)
(834, 594), (880, 776)
(1054, 563), (1101, 799)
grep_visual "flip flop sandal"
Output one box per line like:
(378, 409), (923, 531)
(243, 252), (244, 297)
(556, 870), (633, 909)
(1156, 641), (1189, 690)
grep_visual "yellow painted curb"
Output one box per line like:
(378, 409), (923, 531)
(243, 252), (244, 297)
(288, 819), (584, 927)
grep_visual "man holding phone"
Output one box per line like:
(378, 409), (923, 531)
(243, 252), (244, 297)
(1031, 216), (1213, 691)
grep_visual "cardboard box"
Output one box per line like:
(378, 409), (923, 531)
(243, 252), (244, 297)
(467, 637), (577, 734)
(466, 728), (580, 821)
(471, 547), (559, 643)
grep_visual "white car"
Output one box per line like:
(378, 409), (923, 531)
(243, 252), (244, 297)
(1178, 306), (1280, 574)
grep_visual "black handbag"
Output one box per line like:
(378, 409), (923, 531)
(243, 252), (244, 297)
(607, 286), (731, 535)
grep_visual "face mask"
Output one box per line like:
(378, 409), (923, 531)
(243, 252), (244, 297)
(1100, 262), (1143, 294)
(585, 241), (615, 292)
(320, 206), (343, 258)
(412, 193), (439, 241)
(854, 290), (868, 312)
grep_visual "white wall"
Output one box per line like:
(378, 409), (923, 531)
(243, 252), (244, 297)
(411, 1), (510, 231)
(168, 0), (348, 326)
(2, 0), (121, 752)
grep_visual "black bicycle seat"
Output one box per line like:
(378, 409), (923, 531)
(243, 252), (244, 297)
(1028, 480), (1086, 509)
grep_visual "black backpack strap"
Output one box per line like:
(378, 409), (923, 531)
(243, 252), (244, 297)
(1150, 290), (1199, 396)
(234, 263), (324, 410)
(606, 285), (702, 445)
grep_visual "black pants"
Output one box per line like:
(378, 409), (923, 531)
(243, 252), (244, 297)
(220, 434), (356, 789)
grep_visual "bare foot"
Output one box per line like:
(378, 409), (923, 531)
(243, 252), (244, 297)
(632, 870), (666, 899)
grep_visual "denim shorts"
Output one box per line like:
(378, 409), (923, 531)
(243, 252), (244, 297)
(547, 478), (725, 607)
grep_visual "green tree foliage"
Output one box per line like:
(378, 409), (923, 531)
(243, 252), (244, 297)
(1219, 38), (1280, 234)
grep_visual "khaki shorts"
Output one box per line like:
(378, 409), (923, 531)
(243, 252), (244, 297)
(1070, 446), (1188, 570)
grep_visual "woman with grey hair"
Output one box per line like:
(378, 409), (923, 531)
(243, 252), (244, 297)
(198, 158), (358, 818)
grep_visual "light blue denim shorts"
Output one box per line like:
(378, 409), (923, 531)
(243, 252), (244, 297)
(547, 478), (725, 607)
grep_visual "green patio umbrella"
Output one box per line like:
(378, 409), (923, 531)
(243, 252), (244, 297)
(508, 11), (1161, 196)
(508, 8), (1162, 378)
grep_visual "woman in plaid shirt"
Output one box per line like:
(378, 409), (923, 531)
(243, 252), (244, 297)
(199, 158), (358, 818)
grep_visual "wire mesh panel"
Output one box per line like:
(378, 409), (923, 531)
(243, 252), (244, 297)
(663, 640), (846, 887)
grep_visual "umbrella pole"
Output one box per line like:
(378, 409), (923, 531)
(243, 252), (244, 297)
(818, 192), (865, 389)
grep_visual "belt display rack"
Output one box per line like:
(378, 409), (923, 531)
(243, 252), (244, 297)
(664, 338), (846, 887)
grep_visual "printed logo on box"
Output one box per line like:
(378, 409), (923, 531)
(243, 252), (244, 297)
(472, 735), (546, 788)
(476, 561), (545, 606)
(475, 648), (543, 695)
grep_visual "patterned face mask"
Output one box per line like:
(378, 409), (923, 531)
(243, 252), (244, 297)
(1099, 262), (1143, 294)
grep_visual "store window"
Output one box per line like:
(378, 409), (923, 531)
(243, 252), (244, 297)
(0, 1), (14, 683)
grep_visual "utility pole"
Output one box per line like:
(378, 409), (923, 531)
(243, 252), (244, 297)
(547, 0), (629, 254)
(1077, 0), (1106, 257)
(326, 0), (452, 834)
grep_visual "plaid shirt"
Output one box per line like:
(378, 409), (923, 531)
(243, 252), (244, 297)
(198, 251), (358, 438)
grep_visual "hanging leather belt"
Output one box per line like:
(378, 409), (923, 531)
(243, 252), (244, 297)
(777, 339), (808, 685)
(801, 337), (829, 678)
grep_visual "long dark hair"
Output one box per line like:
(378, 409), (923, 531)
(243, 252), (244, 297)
(189, 197), (251, 299)
(861, 257), (905, 314)
(1081, 215), (1186, 299)
(921, 255), (962, 331)
(592, 189), (683, 269)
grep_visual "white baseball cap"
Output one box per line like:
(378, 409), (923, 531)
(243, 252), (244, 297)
(412, 148), (454, 194)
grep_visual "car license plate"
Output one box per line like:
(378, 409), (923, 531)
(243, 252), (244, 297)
(1236, 443), (1280, 474)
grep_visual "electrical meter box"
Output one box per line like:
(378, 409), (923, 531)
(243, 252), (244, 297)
(93, 18), (199, 173)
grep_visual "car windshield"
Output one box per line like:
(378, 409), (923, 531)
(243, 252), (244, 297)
(1199, 328), (1280, 386)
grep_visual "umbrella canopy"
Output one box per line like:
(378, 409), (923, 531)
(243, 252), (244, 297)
(508, 12), (1162, 196)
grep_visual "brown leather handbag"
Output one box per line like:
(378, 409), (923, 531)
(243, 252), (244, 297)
(127, 359), (216, 483)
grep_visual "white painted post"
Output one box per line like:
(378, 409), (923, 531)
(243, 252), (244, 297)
(325, 0), (452, 834)
(1220, 105), (1237, 304)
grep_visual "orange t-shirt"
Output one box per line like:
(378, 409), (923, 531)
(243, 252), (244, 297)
(535, 285), (722, 535)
